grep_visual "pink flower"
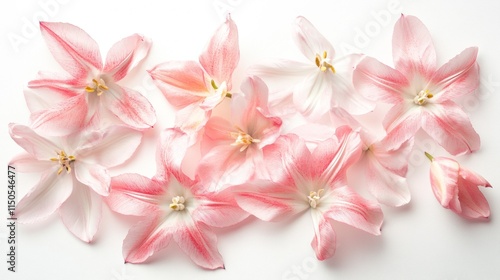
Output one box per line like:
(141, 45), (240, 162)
(105, 128), (248, 269)
(149, 15), (239, 137)
(197, 76), (282, 191)
(234, 128), (383, 260)
(425, 152), (491, 219)
(353, 14), (480, 155)
(9, 124), (142, 242)
(27, 22), (156, 136)
(250, 16), (373, 119)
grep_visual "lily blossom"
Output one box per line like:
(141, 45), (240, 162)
(9, 124), (143, 242)
(105, 128), (248, 269)
(27, 22), (156, 136)
(149, 15), (239, 136)
(250, 16), (373, 119)
(234, 128), (383, 260)
(353, 14), (480, 155)
(197, 76), (282, 191)
(425, 152), (491, 219)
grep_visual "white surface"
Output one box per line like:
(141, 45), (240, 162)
(1, 0), (500, 279)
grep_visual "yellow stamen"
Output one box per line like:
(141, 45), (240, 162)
(424, 152), (434, 162)
(51, 150), (75, 175)
(307, 189), (324, 208)
(86, 78), (109, 96)
(414, 89), (433, 105)
(169, 196), (186, 211)
(230, 128), (260, 152)
(315, 51), (336, 73)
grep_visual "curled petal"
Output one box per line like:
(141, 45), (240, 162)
(199, 14), (239, 87)
(9, 123), (61, 160)
(40, 22), (101, 78)
(429, 157), (460, 208)
(104, 85), (156, 129)
(157, 128), (193, 182)
(311, 212), (336, 260)
(371, 137), (414, 177)
(104, 34), (152, 81)
(74, 162), (110, 196)
(293, 16), (335, 62)
(456, 170), (491, 218)
(59, 178), (102, 242)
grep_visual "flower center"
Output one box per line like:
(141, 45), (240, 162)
(50, 150), (76, 175)
(413, 89), (433, 105)
(230, 128), (261, 152)
(211, 79), (232, 98)
(307, 189), (324, 208)
(315, 51), (335, 73)
(85, 78), (109, 96)
(169, 196), (186, 211)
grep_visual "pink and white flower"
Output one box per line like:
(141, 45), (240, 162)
(353, 14), (480, 156)
(105, 128), (248, 269)
(196, 76), (282, 191)
(250, 16), (373, 119)
(149, 15), (239, 137)
(27, 22), (156, 136)
(9, 124), (142, 242)
(234, 128), (383, 260)
(425, 152), (491, 219)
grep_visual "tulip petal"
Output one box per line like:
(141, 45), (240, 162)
(59, 178), (102, 242)
(310, 211), (336, 260)
(199, 15), (239, 87)
(371, 137), (414, 177)
(40, 22), (102, 78)
(9, 123), (61, 160)
(293, 16), (335, 62)
(456, 170), (491, 218)
(104, 34), (152, 81)
(429, 157), (460, 208)
(104, 85), (156, 129)
(383, 102), (423, 149)
(74, 162), (110, 196)
(193, 188), (249, 228)
(9, 154), (54, 173)
(294, 72), (331, 119)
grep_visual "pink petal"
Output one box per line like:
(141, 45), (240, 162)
(59, 177), (102, 242)
(323, 186), (383, 235)
(201, 116), (233, 155)
(107, 174), (163, 216)
(248, 59), (314, 80)
(15, 169), (73, 223)
(293, 16), (335, 62)
(104, 34), (152, 81)
(234, 181), (308, 222)
(157, 128), (192, 182)
(199, 15), (239, 87)
(294, 72), (331, 119)
(40, 22), (101, 79)
(366, 152), (411, 207)
(456, 170), (491, 218)
(175, 103), (211, 136)
(149, 61), (207, 108)
(29, 93), (88, 136)
(353, 56), (409, 103)
(429, 157), (460, 208)
(422, 102), (480, 155)
(9, 154), (54, 173)
(193, 188), (249, 228)
(74, 162), (110, 196)
(237, 76), (270, 116)
(104, 85), (156, 129)
(330, 70), (374, 115)
(310, 212), (336, 260)
(123, 215), (173, 263)
(370, 137), (414, 177)
(76, 125), (143, 168)
(9, 123), (61, 160)
(383, 102), (423, 149)
(392, 15), (436, 79)
(429, 47), (479, 101)
(459, 167), (492, 188)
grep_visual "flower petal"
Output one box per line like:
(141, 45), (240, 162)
(429, 157), (460, 208)
(294, 72), (331, 119)
(193, 187), (249, 228)
(59, 177), (102, 242)
(293, 16), (335, 62)
(199, 14), (239, 87)
(175, 103), (211, 137)
(157, 128), (193, 182)
(370, 137), (414, 177)
(330, 69), (374, 115)
(201, 116), (232, 155)
(149, 61), (207, 108)
(310, 211), (336, 260)
(104, 34), (152, 81)
(456, 169), (491, 218)
(392, 15), (436, 78)
(15, 169), (72, 223)
(9, 123), (61, 160)
(422, 102), (480, 155)
(383, 102), (423, 149)
(9, 154), (54, 173)
(248, 59), (314, 81)
(74, 162), (110, 196)
(104, 85), (156, 129)
(40, 22), (101, 78)
(323, 186), (383, 235)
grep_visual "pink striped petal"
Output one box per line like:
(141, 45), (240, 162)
(383, 102), (423, 148)
(9, 123), (61, 160)
(9, 154), (54, 173)
(293, 16), (335, 62)
(422, 102), (480, 155)
(40, 22), (101, 78)
(104, 85), (156, 129)
(149, 61), (207, 108)
(456, 171), (491, 219)
(15, 169), (72, 223)
(201, 116), (232, 155)
(310, 212), (336, 260)
(353, 56), (409, 103)
(74, 162), (110, 196)
(193, 188), (249, 228)
(323, 186), (383, 235)
(392, 15), (436, 79)
(429, 157), (460, 208)
(123, 215), (174, 263)
(199, 15), (239, 87)
(370, 137), (414, 177)
(175, 103), (211, 136)
(107, 174), (163, 216)
(104, 34), (152, 81)
(59, 178), (102, 242)
(157, 128), (193, 183)
(234, 181), (308, 222)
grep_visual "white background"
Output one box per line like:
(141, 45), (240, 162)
(1, 0), (500, 279)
